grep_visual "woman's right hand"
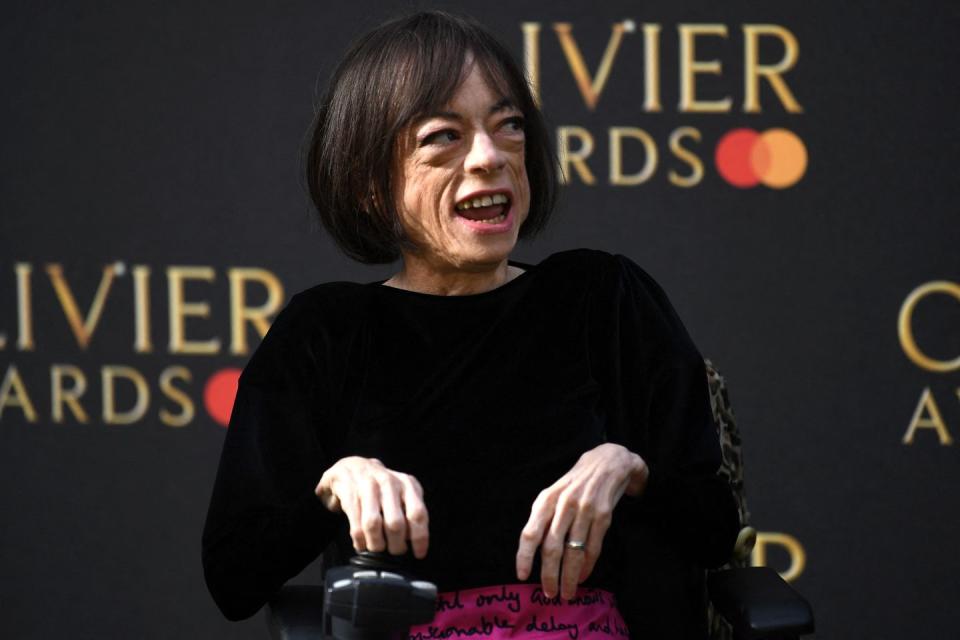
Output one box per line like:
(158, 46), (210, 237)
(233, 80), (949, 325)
(315, 457), (429, 558)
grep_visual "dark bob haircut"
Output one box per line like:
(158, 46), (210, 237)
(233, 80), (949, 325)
(305, 11), (558, 264)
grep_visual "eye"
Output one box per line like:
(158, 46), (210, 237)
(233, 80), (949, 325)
(501, 116), (525, 134)
(420, 129), (460, 146)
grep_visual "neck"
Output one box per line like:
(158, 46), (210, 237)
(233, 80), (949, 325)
(384, 255), (522, 296)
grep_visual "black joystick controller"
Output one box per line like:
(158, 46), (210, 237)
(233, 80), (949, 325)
(322, 551), (437, 640)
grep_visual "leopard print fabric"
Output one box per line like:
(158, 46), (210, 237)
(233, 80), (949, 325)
(704, 360), (751, 640)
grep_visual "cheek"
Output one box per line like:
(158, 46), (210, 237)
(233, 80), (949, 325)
(399, 168), (453, 230)
(511, 148), (530, 194)
(516, 164), (532, 210)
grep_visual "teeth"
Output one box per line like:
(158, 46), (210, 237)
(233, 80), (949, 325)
(456, 193), (510, 211)
(473, 213), (506, 224)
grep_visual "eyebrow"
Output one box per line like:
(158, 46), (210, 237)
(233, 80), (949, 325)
(418, 98), (518, 124)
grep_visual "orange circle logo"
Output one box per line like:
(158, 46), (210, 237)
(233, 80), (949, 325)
(204, 368), (241, 427)
(715, 128), (808, 189)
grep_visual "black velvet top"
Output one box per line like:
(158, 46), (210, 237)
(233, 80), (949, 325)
(202, 249), (739, 634)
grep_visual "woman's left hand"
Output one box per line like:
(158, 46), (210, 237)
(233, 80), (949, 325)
(515, 443), (649, 599)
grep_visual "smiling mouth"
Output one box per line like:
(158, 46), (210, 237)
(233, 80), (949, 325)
(454, 193), (510, 224)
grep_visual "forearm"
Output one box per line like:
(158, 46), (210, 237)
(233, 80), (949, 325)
(644, 466), (740, 568)
(614, 438), (738, 568)
(202, 490), (339, 620)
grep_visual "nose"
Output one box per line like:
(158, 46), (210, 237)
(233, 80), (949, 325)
(464, 131), (506, 174)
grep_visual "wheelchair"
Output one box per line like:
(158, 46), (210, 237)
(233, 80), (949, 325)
(265, 362), (815, 639)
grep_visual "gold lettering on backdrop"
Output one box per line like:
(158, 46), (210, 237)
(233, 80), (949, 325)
(553, 22), (629, 111)
(898, 281), (960, 373)
(609, 127), (657, 186)
(668, 127), (704, 187)
(51, 364), (90, 424)
(557, 126), (597, 185)
(133, 266), (153, 353)
(229, 268), (284, 355)
(752, 531), (806, 582)
(743, 24), (803, 114)
(16, 263), (35, 351)
(643, 24), (662, 112)
(678, 24), (733, 113)
(159, 366), (194, 427)
(902, 387), (954, 445)
(101, 365), (149, 425)
(522, 22), (542, 106)
(46, 263), (119, 350)
(167, 266), (221, 355)
(0, 364), (38, 422)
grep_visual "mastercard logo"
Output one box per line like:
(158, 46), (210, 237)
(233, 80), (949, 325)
(715, 128), (808, 189)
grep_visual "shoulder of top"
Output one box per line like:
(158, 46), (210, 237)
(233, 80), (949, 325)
(545, 251), (691, 352)
(270, 281), (369, 331)
(291, 281), (368, 306)
(541, 248), (616, 277)
(544, 249), (655, 285)
(241, 282), (365, 380)
(545, 247), (613, 265)
(545, 248), (645, 270)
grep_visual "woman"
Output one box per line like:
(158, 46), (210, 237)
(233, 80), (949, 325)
(202, 11), (739, 638)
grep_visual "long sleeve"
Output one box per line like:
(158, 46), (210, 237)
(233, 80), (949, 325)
(201, 293), (347, 620)
(589, 253), (740, 569)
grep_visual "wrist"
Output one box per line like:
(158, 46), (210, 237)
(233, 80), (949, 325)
(624, 452), (649, 497)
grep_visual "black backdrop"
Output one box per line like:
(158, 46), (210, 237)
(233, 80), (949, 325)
(1, 1), (958, 638)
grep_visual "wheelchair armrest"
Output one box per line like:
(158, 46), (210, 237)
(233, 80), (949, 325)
(266, 585), (326, 640)
(707, 567), (815, 639)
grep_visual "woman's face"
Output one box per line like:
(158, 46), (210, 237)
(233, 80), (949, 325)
(393, 64), (530, 273)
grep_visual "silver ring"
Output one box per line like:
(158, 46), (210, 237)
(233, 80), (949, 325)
(565, 540), (587, 551)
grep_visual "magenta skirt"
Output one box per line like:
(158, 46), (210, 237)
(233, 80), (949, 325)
(408, 584), (630, 639)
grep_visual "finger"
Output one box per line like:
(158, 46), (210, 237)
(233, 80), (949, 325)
(401, 475), (429, 559)
(516, 491), (553, 581)
(358, 475), (385, 552)
(561, 514), (591, 600)
(540, 493), (577, 598)
(315, 469), (338, 511)
(579, 508), (612, 583)
(338, 481), (366, 552)
(379, 476), (408, 555)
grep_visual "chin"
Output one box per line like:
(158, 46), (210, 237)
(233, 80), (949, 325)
(458, 238), (517, 267)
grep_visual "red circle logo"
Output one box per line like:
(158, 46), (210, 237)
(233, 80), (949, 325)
(204, 368), (242, 427)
